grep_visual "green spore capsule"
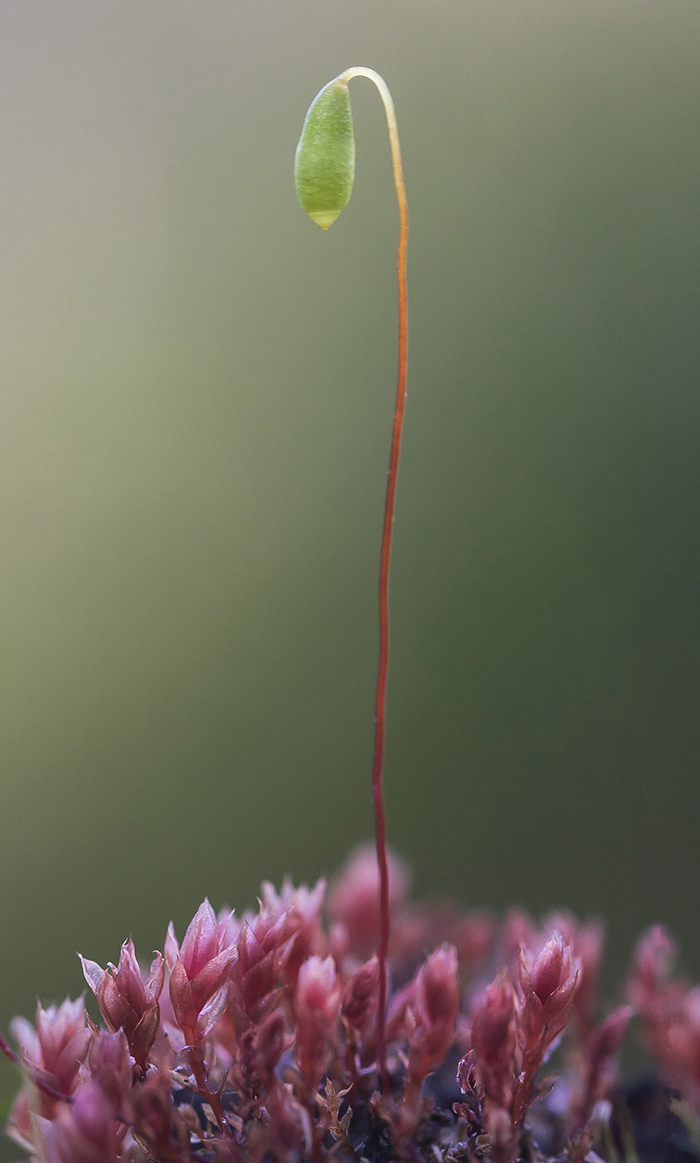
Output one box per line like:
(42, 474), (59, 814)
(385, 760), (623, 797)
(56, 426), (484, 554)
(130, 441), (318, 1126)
(295, 78), (356, 230)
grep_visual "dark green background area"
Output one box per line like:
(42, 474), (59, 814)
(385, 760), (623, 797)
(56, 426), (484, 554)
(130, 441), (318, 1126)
(0, 0), (699, 1139)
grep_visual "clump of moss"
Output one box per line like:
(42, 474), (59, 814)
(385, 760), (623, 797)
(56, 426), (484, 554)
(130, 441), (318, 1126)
(2, 844), (698, 1163)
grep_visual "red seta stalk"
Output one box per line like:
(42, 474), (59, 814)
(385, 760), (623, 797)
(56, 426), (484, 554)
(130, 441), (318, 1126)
(371, 210), (408, 1093)
(337, 68), (409, 1094)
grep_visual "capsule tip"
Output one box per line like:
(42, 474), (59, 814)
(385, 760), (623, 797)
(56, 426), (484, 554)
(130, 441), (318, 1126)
(308, 209), (342, 230)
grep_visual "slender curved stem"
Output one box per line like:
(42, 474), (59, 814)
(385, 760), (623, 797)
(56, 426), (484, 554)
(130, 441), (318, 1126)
(338, 67), (409, 1095)
(189, 1049), (234, 1140)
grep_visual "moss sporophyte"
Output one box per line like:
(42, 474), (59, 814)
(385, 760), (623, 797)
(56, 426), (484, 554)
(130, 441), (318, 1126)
(295, 67), (409, 1100)
(0, 68), (698, 1163)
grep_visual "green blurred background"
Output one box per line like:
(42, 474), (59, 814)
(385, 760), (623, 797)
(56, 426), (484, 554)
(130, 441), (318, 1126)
(0, 0), (699, 1131)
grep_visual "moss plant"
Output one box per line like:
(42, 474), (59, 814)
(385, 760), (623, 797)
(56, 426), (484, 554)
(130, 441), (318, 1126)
(2, 68), (700, 1163)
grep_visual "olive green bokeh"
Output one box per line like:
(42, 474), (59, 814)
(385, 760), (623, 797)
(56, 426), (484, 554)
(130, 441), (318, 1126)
(0, 0), (699, 1141)
(295, 79), (355, 229)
